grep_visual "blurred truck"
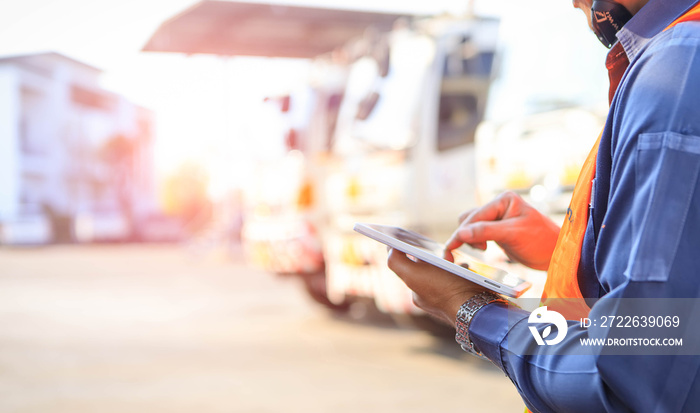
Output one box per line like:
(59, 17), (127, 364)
(242, 15), (501, 316)
(476, 107), (605, 221)
(140, 1), (607, 325)
(321, 17), (502, 315)
(242, 5), (609, 319)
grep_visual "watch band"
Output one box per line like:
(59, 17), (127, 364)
(455, 291), (509, 358)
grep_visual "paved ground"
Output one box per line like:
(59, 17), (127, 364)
(0, 244), (526, 412)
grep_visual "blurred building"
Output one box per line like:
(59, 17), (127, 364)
(0, 52), (157, 244)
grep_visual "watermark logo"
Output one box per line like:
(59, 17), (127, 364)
(529, 306), (568, 346)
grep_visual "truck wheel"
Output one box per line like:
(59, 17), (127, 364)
(300, 272), (351, 312)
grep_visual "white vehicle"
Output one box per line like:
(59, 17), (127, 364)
(475, 107), (606, 220)
(474, 1), (609, 222)
(308, 9), (608, 315)
(241, 15), (499, 317)
(318, 16), (500, 314)
(143, 1), (608, 321)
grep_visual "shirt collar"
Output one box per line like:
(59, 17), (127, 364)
(617, 0), (699, 61)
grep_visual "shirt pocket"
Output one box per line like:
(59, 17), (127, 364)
(629, 132), (700, 282)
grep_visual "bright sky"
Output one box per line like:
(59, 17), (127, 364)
(0, 0), (608, 197)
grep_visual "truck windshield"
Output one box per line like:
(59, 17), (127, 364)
(332, 30), (435, 154)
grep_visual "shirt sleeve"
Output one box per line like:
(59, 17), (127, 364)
(466, 30), (700, 413)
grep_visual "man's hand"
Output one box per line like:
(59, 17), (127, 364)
(444, 191), (560, 271)
(386, 192), (558, 324)
(387, 248), (487, 326)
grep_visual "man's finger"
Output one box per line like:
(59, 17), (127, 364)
(445, 193), (520, 251)
(445, 220), (511, 251)
(461, 192), (516, 226)
(458, 208), (477, 224)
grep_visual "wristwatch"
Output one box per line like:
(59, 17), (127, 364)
(455, 291), (509, 358)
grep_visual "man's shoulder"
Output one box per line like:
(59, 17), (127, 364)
(667, 20), (700, 40)
(622, 24), (700, 109)
(611, 24), (700, 150)
(643, 20), (700, 55)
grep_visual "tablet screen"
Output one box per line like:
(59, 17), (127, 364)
(360, 223), (526, 289)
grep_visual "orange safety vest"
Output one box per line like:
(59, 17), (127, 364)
(541, 1), (700, 321)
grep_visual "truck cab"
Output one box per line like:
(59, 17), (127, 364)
(320, 17), (500, 313)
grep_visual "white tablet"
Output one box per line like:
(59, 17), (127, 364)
(354, 223), (531, 297)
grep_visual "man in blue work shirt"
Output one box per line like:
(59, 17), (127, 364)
(388, 0), (700, 411)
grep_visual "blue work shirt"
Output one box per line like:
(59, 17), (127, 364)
(467, 1), (700, 411)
